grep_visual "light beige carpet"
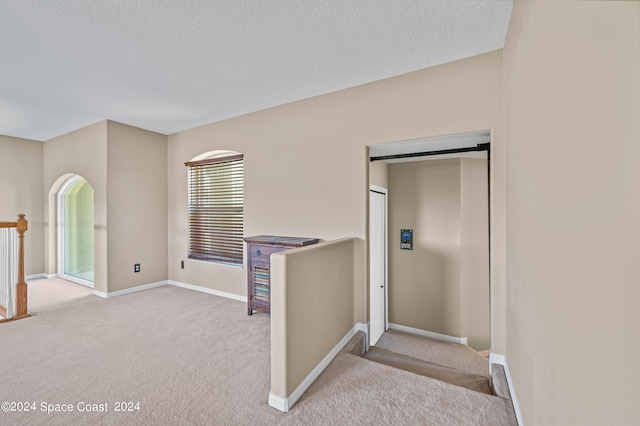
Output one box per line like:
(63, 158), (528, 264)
(0, 280), (516, 425)
(2, 277), (90, 321)
(27, 277), (94, 313)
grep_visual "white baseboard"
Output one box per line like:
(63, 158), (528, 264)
(84, 278), (246, 302)
(93, 280), (168, 299)
(268, 393), (289, 413)
(355, 322), (368, 334)
(489, 352), (523, 426)
(168, 280), (247, 303)
(60, 274), (94, 288)
(269, 321), (368, 413)
(26, 273), (48, 280)
(27, 275), (246, 305)
(388, 323), (468, 345)
(363, 321), (371, 351)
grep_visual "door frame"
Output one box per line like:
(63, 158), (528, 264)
(57, 174), (94, 288)
(369, 184), (389, 346)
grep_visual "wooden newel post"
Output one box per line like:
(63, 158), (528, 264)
(15, 214), (29, 319)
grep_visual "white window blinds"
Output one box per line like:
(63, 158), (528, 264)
(185, 154), (244, 265)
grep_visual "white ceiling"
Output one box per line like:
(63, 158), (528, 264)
(0, 1), (513, 142)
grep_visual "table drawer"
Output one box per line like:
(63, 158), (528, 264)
(250, 244), (282, 261)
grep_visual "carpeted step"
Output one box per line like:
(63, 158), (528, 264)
(374, 329), (489, 377)
(490, 363), (519, 423)
(317, 352), (518, 425)
(341, 331), (367, 356)
(490, 363), (512, 400)
(363, 346), (492, 395)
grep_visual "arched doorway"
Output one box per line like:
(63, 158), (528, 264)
(57, 175), (94, 287)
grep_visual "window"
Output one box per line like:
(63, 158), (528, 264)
(185, 153), (244, 265)
(60, 176), (94, 284)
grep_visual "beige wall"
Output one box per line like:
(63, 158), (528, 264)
(7, 2), (638, 420)
(369, 159), (388, 189)
(44, 121), (109, 293)
(0, 135), (44, 275)
(388, 158), (489, 350)
(270, 238), (356, 403)
(388, 159), (462, 337)
(460, 158), (489, 350)
(43, 120), (167, 294)
(106, 121), (168, 291)
(167, 50), (504, 332)
(503, 1), (640, 424)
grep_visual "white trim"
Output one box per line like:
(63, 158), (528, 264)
(268, 393), (288, 412)
(168, 280), (247, 303)
(60, 273), (94, 288)
(57, 174), (96, 288)
(269, 322), (368, 412)
(363, 321), (371, 351)
(92, 290), (109, 298)
(369, 185), (389, 346)
(90, 279), (248, 302)
(369, 130), (490, 161)
(25, 273), (47, 281)
(369, 184), (387, 194)
(489, 351), (505, 365)
(93, 280), (168, 299)
(489, 352), (524, 426)
(355, 322), (368, 334)
(57, 174), (82, 279)
(388, 323), (468, 345)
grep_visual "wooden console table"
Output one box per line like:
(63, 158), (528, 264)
(244, 235), (319, 315)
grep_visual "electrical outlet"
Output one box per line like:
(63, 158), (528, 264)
(181, 260), (184, 269)
(134, 263), (140, 273)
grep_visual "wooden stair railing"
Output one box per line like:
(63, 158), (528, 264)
(0, 214), (30, 322)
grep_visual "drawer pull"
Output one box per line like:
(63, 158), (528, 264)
(256, 249), (262, 256)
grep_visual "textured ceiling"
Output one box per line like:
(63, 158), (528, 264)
(0, 1), (513, 141)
